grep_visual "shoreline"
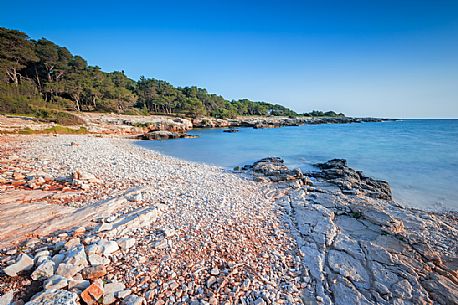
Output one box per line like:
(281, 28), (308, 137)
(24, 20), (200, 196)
(0, 134), (457, 304)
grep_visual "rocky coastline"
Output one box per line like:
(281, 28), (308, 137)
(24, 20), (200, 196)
(0, 135), (456, 305)
(191, 116), (390, 129)
(240, 156), (457, 305)
(0, 113), (392, 141)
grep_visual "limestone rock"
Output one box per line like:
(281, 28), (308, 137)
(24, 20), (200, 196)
(103, 293), (116, 304)
(31, 260), (55, 280)
(121, 295), (145, 305)
(64, 246), (88, 267)
(0, 291), (14, 305)
(98, 240), (119, 256)
(81, 282), (104, 305)
(314, 159), (392, 200)
(82, 265), (107, 280)
(44, 275), (68, 290)
(117, 290), (132, 299)
(68, 279), (90, 290)
(56, 263), (83, 279)
(97, 222), (113, 233)
(25, 289), (78, 305)
(104, 282), (125, 295)
(88, 254), (110, 266)
(117, 238), (135, 251)
(3, 254), (34, 277)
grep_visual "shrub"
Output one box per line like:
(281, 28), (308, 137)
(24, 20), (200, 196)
(17, 125), (88, 135)
(33, 109), (85, 125)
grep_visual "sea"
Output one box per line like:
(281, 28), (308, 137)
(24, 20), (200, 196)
(136, 119), (458, 212)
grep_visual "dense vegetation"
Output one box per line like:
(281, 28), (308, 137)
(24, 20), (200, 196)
(303, 110), (345, 117)
(0, 27), (343, 119)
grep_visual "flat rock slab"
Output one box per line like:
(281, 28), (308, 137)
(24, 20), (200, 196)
(0, 188), (146, 248)
(0, 190), (76, 247)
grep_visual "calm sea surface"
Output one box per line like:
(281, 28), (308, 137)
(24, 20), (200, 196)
(136, 119), (458, 211)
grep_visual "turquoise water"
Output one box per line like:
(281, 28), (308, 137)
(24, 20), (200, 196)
(136, 120), (458, 211)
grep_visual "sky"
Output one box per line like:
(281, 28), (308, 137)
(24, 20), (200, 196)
(1, 0), (458, 118)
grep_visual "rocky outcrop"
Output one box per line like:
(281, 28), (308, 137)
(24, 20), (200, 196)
(192, 116), (389, 130)
(247, 157), (458, 305)
(191, 117), (231, 128)
(241, 157), (311, 184)
(139, 130), (199, 140)
(313, 159), (392, 200)
(145, 117), (192, 133)
(79, 113), (193, 135)
(139, 130), (184, 140)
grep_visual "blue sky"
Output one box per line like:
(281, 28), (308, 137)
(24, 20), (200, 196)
(1, 0), (458, 118)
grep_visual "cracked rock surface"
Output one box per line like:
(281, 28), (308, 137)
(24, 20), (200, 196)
(260, 158), (458, 305)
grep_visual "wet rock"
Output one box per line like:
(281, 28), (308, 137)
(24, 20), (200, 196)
(242, 157), (305, 182)
(314, 159), (392, 200)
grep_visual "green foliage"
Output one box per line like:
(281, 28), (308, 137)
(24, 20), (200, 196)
(34, 109), (85, 125)
(16, 125), (88, 135)
(303, 110), (345, 117)
(0, 82), (43, 114)
(0, 26), (305, 118)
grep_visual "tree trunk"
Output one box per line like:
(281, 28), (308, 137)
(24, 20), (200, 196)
(75, 98), (81, 111)
(34, 65), (42, 92)
(6, 67), (18, 85)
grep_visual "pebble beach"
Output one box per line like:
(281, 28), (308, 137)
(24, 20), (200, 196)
(0, 134), (457, 305)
